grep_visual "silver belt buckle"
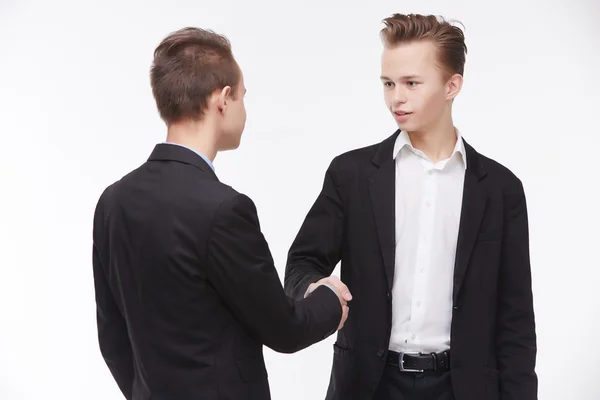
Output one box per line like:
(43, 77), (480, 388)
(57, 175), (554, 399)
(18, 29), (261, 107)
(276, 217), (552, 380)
(398, 352), (424, 372)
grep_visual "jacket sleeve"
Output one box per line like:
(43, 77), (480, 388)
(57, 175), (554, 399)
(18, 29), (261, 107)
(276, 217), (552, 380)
(496, 179), (538, 399)
(205, 192), (342, 354)
(284, 158), (345, 300)
(93, 200), (134, 400)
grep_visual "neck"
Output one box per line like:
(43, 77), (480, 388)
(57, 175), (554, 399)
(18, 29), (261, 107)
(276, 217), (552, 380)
(406, 115), (457, 163)
(166, 119), (218, 162)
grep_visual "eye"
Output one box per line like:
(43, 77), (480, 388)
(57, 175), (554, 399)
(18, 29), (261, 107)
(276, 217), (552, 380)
(407, 81), (418, 87)
(383, 81), (394, 87)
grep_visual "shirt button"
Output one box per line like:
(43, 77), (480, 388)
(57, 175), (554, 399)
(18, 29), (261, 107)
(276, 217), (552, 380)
(411, 333), (416, 340)
(427, 170), (434, 175)
(417, 301), (421, 307)
(377, 349), (385, 358)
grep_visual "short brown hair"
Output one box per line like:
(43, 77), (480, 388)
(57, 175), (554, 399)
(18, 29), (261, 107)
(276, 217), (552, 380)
(150, 27), (240, 125)
(380, 14), (467, 78)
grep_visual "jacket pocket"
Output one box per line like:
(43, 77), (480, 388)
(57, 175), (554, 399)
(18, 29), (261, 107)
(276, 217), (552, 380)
(333, 342), (350, 358)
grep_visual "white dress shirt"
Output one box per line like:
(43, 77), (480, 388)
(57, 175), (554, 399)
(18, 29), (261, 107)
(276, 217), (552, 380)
(388, 129), (467, 353)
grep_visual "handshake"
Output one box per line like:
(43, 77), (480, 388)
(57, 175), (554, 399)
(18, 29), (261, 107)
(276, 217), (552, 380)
(305, 276), (352, 331)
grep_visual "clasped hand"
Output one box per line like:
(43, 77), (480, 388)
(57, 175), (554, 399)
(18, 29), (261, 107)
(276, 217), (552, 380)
(305, 276), (352, 331)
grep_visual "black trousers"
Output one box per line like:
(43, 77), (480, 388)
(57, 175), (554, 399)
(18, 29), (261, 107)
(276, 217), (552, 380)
(373, 364), (455, 400)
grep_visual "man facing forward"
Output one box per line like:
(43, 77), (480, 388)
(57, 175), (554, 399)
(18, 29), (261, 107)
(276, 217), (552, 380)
(285, 14), (537, 400)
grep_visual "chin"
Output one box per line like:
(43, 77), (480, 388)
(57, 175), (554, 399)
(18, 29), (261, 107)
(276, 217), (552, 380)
(231, 136), (242, 149)
(396, 121), (411, 131)
(217, 133), (242, 151)
(396, 121), (423, 133)
(222, 139), (241, 151)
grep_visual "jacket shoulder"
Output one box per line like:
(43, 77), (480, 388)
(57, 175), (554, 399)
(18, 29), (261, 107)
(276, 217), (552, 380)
(477, 151), (524, 190)
(333, 143), (378, 165)
(471, 148), (526, 213)
(328, 136), (392, 174)
(326, 132), (398, 183)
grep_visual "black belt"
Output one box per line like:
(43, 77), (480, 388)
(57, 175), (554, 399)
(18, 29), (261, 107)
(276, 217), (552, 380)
(387, 350), (451, 372)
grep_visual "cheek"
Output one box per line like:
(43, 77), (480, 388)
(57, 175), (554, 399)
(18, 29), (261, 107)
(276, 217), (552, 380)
(240, 106), (247, 125)
(383, 91), (393, 108)
(416, 90), (442, 113)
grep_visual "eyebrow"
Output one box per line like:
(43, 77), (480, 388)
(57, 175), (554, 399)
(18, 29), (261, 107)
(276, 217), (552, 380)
(380, 75), (422, 81)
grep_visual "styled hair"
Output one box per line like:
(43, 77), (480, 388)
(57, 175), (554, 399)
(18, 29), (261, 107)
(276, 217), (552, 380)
(150, 27), (240, 125)
(380, 14), (467, 78)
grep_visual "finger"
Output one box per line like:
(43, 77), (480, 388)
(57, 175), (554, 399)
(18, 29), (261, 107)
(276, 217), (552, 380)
(336, 282), (353, 301)
(338, 306), (349, 330)
(342, 306), (349, 327)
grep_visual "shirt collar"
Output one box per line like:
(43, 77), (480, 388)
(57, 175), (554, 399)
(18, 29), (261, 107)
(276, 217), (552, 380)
(392, 129), (467, 169)
(163, 142), (215, 171)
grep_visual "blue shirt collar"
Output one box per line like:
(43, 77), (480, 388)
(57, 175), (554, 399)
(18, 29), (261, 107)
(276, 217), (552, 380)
(162, 142), (215, 171)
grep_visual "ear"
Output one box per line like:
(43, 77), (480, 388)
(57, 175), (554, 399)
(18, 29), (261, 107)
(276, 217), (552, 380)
(216, 86), (232, 113)
(446, 73), (463, 100)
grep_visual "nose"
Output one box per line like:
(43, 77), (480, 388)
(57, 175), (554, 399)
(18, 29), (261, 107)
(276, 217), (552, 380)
(393, 87), (407, 105)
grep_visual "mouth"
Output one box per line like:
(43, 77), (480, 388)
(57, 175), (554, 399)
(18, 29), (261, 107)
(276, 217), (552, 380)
(394, 111), (412, 121)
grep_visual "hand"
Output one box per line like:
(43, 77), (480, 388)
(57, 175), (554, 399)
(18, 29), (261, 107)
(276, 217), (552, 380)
(337, 302), (349, 331)
(305, 276), (352, 330)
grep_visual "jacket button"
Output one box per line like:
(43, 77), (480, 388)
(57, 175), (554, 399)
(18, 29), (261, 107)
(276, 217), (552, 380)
(377, 349), (385, 358)
(387, 292), (392, 301)
(453, 305), (459, 311)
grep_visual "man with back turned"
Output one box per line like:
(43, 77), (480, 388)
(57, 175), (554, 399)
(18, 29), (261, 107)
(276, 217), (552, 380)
(92, 27), (351, 400)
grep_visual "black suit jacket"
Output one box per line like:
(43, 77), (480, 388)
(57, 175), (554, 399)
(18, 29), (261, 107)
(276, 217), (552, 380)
(285, 130), (537, 400)
(92, 143), (341, 400)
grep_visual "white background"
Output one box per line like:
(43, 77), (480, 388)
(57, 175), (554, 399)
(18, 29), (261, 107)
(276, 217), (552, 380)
(1, 0), (599, 399)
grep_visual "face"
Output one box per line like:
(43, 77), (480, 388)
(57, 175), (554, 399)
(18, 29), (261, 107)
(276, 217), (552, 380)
(380, 40), (462, 133)
(216, 68), (247, 151)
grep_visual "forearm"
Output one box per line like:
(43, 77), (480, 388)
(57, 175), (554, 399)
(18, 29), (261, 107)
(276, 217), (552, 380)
(496, 306), (537, 399)
(98, 334), (134, 399)
(497, 348), (537, 400)
(207, 193), (341, 354)
(264, 286), (341, 353)
(93, 243), (134, 399)
(285, 158), (345, 300)
(284, 261), (328, 300)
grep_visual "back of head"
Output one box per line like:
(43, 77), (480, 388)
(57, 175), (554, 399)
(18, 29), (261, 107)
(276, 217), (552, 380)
(150, 27), (240, 125)
(380, 14), (467, 79)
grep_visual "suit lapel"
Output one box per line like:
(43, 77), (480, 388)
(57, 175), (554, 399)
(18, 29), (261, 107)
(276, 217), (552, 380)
(369, 131), (400, 291)
(453, 140), (487, 303)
